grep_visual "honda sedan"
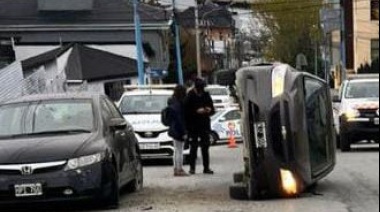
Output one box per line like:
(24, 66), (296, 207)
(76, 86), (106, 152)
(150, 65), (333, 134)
(0, 94), (143, 208)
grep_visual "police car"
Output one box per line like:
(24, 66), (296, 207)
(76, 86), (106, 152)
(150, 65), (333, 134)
(333, 75), (379, 152)
(118, 88), (190, 160)
(210, 107), (242, 144)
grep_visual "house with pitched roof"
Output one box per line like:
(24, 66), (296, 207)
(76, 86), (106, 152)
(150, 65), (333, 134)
(0, 0), (171, 72)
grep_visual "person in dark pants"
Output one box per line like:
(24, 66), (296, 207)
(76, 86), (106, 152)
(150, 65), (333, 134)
(185, 78), (215, 175)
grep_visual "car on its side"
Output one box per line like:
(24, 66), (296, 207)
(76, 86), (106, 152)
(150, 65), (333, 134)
(0, 94), (143, 208)
(118, 89), (190, 160)
(333, 75), (379, 152)
(231, 64), (336, 200)
(206, 85), (233, 111)
(210, 108), (242, 145)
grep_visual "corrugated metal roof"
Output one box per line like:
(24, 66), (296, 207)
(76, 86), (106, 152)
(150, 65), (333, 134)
(0, 61), (24, 103)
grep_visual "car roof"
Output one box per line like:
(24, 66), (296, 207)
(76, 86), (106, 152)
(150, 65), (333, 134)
(122, 89), (173, 96)
(3, 93), (103, 105)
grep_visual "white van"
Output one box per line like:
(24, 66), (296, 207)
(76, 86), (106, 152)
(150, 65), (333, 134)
(118, 89), (190, 160)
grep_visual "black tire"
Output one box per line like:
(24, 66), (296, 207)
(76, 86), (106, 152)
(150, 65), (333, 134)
(127, 157), (144, 193)
(340, 132), (351, 152)
(233, 172), (244, 184)
(210, 132), (219, 145)
(103, 164), (120, 209)
(336, 133), (341, 149)
(230, 183), (248, 200)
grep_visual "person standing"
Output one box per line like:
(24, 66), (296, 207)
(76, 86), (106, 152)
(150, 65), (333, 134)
(185, 78), (215, 175)
(168, 85), (189, 177)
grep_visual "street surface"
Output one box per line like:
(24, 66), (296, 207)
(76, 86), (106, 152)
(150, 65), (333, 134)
(3, 144), (379, 212)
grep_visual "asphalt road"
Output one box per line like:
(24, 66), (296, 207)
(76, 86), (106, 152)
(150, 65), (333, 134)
(2, 144), (379, 212)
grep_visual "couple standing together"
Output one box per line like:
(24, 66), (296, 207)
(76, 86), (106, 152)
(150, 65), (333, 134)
(168, 78), (215, 177)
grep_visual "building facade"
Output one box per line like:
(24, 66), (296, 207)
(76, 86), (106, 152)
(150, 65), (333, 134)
(343, 0), (379, 73)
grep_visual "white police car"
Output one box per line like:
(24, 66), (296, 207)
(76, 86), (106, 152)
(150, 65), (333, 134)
(210, 107), (242, 144)
(118, 88), (190, 160)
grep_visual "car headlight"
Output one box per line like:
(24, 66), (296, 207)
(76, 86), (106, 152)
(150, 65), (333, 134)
(344, 108), (360, 120)
(65, 153), (105, 171)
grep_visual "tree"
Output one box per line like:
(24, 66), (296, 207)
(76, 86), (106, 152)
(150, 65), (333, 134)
(252, 0), (324, 74)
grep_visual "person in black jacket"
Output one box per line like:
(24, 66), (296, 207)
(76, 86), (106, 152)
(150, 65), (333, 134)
(185, 78), (215, 175)
(168, 85), (189, 177)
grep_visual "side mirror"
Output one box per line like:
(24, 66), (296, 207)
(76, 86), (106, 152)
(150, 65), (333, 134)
(332, 95), (341, 103)
(109, 118), (127, 130)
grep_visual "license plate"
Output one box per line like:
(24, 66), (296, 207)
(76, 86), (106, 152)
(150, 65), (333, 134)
(375, 118), (379, 125)
(140, 143), (160, 150)
(15, 183), (43, 197)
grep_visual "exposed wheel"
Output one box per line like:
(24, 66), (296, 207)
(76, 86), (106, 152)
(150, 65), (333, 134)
(210, 132), (219, 145)
(127, 157), (144, 193)
(233, 172), (244, 184)
(340, 132), (351, 152)
(336, 133), (341, 149)
(230, 183), (248, 200)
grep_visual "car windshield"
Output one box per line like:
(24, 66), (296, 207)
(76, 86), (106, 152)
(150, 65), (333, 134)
(207, 88), (229, 96)
(345, 81), (379, 99)
(120, 95), (171, 114)
(0, 100), (94, 138)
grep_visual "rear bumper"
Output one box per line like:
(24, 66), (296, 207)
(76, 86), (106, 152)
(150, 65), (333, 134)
(0, 162), (111, 204)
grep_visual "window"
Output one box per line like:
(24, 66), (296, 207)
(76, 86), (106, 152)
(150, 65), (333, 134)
(0, 39), (15, 69)
(371, 0), (379, 21)
(304, 78), (330, 175)
(371, 39), (379, 61)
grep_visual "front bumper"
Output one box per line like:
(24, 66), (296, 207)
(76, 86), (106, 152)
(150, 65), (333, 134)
(139, 141), (190, 159)
(341, 117), (380, 141)
(0, 162), (110, 204)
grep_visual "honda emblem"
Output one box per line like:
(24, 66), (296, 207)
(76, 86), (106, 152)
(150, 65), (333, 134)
(20, 166), (33, 176)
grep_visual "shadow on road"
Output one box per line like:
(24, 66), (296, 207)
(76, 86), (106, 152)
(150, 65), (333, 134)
(0, 189), (133, 212)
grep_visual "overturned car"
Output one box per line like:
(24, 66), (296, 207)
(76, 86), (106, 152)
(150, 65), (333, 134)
(230, 64), (336, 199)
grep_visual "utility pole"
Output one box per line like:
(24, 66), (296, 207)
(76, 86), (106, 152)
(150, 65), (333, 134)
(195, 3), (202, 78)
(173, 0), (184, 85)
(340, 4), (347, 81)
(133, 0), (146, 85)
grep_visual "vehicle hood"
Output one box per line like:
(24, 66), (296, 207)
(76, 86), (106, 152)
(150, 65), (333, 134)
(124, 114), (168, 132)
(342, 98), (379, 110)
(0, 133), (100, 164)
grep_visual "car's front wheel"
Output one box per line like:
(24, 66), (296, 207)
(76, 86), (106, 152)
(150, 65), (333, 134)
(340, 131), (351, 152)
(127, 157), (143, 193)
(103, 163), (120, 209)
(210, 132), (219, 145)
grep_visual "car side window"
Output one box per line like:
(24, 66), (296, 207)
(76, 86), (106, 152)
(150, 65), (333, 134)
(304, 77), (329, 174)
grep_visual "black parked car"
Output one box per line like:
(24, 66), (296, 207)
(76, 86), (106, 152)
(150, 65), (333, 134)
(0, 94), (143, 208)
(230, 64), (336, 200)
